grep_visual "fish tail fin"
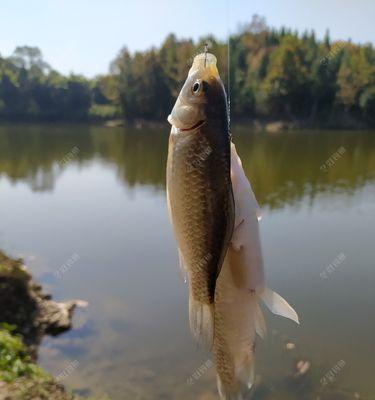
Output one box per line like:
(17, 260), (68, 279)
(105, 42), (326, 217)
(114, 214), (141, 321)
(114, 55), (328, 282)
(217, 374), (250, 400)
(260, 287), (299, 324)
(214, 291), (260, 400)
(189, 296), (214, 349)
(215, 328), (256, 400)
(237, 358), (255, 391)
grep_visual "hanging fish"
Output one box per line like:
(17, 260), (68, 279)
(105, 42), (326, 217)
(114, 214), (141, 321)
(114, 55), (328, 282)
(213, 143), (299, 399)
(166, 51), (235, 347)
(167, 51), (299, 400)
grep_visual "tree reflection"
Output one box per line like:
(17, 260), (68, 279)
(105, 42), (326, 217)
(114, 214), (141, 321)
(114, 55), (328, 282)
(0, 124), (374, 209)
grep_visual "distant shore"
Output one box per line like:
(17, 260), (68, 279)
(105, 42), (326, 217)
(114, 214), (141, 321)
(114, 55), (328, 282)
(101, 116), (373, 132)
(0, 114), (373, 133)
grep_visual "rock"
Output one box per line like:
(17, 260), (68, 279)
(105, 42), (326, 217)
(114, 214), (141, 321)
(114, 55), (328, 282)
(104, 119), (125, 128)
(285, 342), (296, 350)
(294, 360), (311, 377)
(0, 250), (84, 360)
(265, 121), (285, 133)
(265, 121), (296, 133)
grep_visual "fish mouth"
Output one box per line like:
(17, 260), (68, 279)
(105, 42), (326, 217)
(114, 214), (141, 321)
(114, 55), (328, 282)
(180, 120), (206, 132)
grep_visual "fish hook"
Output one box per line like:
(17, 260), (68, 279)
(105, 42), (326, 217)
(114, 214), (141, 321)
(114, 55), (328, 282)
(204, 42), (208, 67)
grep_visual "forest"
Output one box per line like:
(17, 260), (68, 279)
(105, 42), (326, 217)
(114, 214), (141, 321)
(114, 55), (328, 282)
(0, 16), (374, 127)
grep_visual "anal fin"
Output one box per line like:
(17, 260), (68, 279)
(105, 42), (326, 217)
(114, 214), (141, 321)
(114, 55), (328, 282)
(260, 287), (299, 324)
(189, 296), (214, 349)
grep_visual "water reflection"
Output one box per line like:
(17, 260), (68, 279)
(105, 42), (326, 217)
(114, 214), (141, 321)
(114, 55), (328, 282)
(1, 125), (374, 399)
(0, 124), (374, 208)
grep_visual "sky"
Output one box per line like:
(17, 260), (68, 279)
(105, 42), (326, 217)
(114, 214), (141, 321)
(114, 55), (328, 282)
(0, 0), (374, 77)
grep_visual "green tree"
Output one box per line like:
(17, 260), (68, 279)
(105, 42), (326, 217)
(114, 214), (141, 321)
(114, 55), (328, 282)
(261, 35), (312, 118)
(335, 44), (374, 113)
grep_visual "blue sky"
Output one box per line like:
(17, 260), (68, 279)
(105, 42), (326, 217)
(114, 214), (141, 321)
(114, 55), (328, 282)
(0, 0), (373, 77)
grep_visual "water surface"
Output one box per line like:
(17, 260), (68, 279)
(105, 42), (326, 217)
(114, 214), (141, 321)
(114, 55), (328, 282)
(0, 124), (374, 399)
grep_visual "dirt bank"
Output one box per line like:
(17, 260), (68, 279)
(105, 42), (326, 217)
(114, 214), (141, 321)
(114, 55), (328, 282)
(0, 250), (93, 400)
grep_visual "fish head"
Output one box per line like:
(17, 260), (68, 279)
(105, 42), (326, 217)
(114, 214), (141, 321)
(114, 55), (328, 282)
(168, 52), (226, 132)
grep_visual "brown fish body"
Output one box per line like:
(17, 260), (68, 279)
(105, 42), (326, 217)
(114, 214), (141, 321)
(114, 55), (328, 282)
(167, 114), (233, 304)
(166, 53), (234, 346)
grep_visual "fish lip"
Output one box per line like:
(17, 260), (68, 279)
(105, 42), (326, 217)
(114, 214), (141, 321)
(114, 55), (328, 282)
(180, 120), (206, 132)
(167, 113), (206, 133)
(167, 114), (175, 126)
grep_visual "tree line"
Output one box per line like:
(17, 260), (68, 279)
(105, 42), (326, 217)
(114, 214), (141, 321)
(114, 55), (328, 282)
(0, 16), (374, 126)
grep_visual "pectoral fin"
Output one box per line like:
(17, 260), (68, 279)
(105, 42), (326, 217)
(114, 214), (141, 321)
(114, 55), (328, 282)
(260, 287), (299, 324)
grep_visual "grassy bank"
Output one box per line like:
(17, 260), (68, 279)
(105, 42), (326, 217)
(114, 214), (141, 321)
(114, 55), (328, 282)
(0, 324), (78, 400)
(0, 251), (108, 400)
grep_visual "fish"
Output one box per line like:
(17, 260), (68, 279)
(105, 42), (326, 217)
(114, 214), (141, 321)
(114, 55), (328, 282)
(166, 51), (235, 347)
(167, 52), (299, 399)
(213, 143), (299, 399)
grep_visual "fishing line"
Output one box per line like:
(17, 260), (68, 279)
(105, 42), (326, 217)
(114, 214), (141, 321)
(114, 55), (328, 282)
(227, 0), (231, 133)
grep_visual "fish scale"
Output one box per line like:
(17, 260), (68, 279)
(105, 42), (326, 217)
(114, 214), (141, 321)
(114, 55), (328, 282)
(168, 127), (232, 304)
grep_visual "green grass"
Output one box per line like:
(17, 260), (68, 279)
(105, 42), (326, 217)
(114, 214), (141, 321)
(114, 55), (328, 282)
(0, 251), (29, 281)
(0, 323), (47, 382)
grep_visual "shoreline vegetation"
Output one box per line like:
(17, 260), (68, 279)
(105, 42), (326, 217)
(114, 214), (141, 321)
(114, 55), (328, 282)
(100, 116), (370, 132)
(0, 116), (369, 133)
(0, 250), (104, 400)
(0, 15), (374, 129)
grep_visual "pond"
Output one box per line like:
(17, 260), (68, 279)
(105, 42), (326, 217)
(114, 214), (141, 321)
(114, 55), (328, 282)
(0, 124), (374, 399)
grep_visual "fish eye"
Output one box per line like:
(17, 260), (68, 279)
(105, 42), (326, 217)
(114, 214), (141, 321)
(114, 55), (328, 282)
(192, 81), (201, 94)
